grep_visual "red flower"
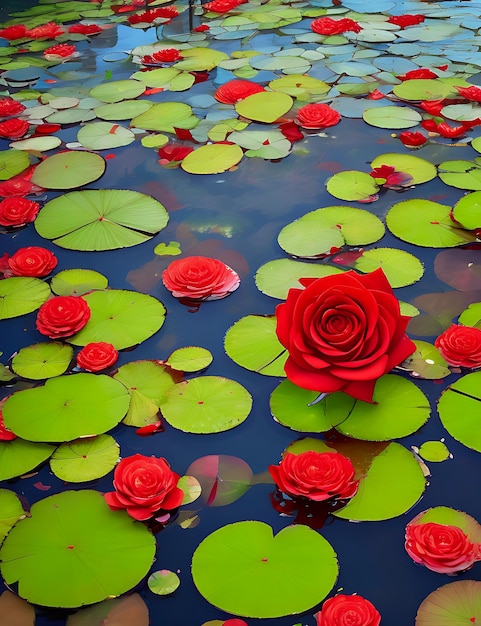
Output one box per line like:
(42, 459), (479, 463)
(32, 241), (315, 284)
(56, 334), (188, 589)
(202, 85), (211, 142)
(367, 89), (384, 100)
(405, 521), (481, 574)
(158, 144), (194, 164)
(141, 48), (183, 64)
(43, 43), (76, 60)
(128, 7), (179, 23)
(8, 246), (58, 277)
(0, 25), (28, 40)
(421, 118), (439, 132)
(297, 103), (340, 129)
(316, 594), (381, 626)
(203, 0), (246, 12)
(0, 408), (16, 441)
(398, 68), (438, 81)
(269, 450), (358, 502)
(456, 85), (481, 102)
(76, 342), (119, 372)
(214, 79), (265, 104)
(279, 121), (304, 142)
(27, 22), (64, 40)
(420, 99), (447, 116)
(370, 164), (412, 186)
(311, 17), (362, 35)
(0, 119), (30, 140)
(435, 324), (481, 367)
(68, 23), (102, 35)
(162, 255), (240, 301)
(0, 98), (26, 118)
(0, 197), (40, 227)
(435, 122), (471, 138)
(193, 24), (209, 31)
(104, 453), (184, 521)
(387, 14), (424, 28)
(399, 131), (427, 147)
(36, 295), (91, 339)
(275, 269), (416, 403)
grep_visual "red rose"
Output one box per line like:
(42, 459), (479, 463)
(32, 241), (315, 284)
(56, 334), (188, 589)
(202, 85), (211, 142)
(387, 14), (424, 28)
(36, 295), (91, 339)
(0, 119), (30, 140)
(296, 103), (340, 129)
(275, 269), (416, 402)
(311, 17), (362, 35)
(104, 454), (184, 520)
(405, 521), (481, 574)
(26, 22), (64, 39)
(269, 450), (358, 502)
(43, 44), (76, 60)
(0, 99), (26, 118)
(141, 48), (183, 64)
(0, 197), (40, 227)
(68, 23), (102, 35)
(434, 324), (481, 368)
(316, 594), (381, 626)
(398, 68), (438, 81)
(162, 256), (240, 301)
(76, 342), (119, 372)
(8, 246), (58, 277)
(214, 79), (265, 104)
(399, 131), (427, 147)
(0, 25), (28, 40)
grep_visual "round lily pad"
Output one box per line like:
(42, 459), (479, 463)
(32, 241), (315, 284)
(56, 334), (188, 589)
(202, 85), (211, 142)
(181, 144), (244, 174)
(0, 149), (30, 181)
(438, 372), (481, 452)
(68, 290), (166, 350)
(0, 490), (156, 607)
(459, 302), (481, 327)
(268, 74), (329, 98)
(278, 206), (385, 258)
(325, 171), (379, 202)
(77, 122), (135, 150)
(49, 434), (119, 482)
(50, 269), (108, 296)
(0, 438), (55, 481)
(89, 79), (146, 103)
(334, 442), (426, 521)
(400, 340), (451, 380)
(353, 248), (424, 287)
(370, 153), (437, 185)
(418, 441), (451, 462)
(363, 105), (422, 129)
(94, 100), (153, 121)
(235, 91), (293, 123)
(393, 79), (460, 101)
(30, 151), (106, 190)
(192, 521), (338, 618)
(2, 373), (130, 442)
(11, 136), (62, 152)
(35, 190), (168, 251)
(0, 489), (25, 543)
(438, 159), (481, 191)
(224, 315), (287, 376)
(0, 277), (50, 320)
(416, 580), (481, 626)
(131, 102), (198, 133)
(166, 347), (213, 372)
(161, 376), (252, 434)
(148, 570), (181, 596)
(11, 342), (73, 380)
(452, 191), (481, 230)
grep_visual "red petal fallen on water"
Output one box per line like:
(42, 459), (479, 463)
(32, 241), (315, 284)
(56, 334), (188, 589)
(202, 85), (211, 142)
(206, 479), (218, 505)
(44, 79), (57, 84)
(174, 128), (193, 140)
(135, 420), (164, 436)
(144, 87), (164, 95)
(33, 482), (51, 491)
(332, 249), (365, 265)
(105, 153), (116, 159)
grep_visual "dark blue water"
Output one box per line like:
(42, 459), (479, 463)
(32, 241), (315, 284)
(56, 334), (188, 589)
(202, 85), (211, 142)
(1, 1), (481, 625)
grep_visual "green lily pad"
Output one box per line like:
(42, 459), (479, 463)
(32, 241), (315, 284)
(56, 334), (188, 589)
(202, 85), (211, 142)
(416, 581), (481, 626)
(458, 302), (481, 327)
(255, 259), (344, 300)
(2, 373), (130, 442)
(0, 149), (30, 181)
(0, 277), (50, 320)
(334, 442), (426, 521)
(192, 521), (338, 618)
(0, 490), (156, 607)
(438, 158), (481, 191)
(418, 441), (451, 462)
(68, 290), (166, 350)
(0, 489), (25, 543)
(353, 248), (424, 288)
(89, 79), (146, 103)
(235, 91), (293, 123)
(77, 122), (135, 151)
(410, 506), (481, 540)
(30, 151), (106, 190)
(166, 347), (213, 372)
(442, 103), (481, 122)
(325, 171), (379, 201)
(131, 68), (195, 91)
(181, 143), (244, 174)
(400, 340), (450, 380)
(228, 129), (291, 159)
(35, 190), (168, 251)
(174, 48), (229, 71)
(393, 79), (461, 101)
(452, 191), (481, 230)
(131, 102), (198, 133)
(370, 153), (437, 185)
(386, 199), (476, 247)
(161, 376), (252, 433)
(11, 342), (74, 380)
(10, 136), (62, 152)
(49, 435), (119, 482)
(148, 570), (181, 596)
(363, 106), (422, 129)
(277, 206), (385, 257)
(0, 438), (55, 481)
(94, 100), (153, 121)
(438, 371), (481, 452)
(268, 74), (329, 99)
(113, 360), (176, 427)
(50, 269), (109, 296)
(224, 315), (287, 376)
(153, 241), (182, 256)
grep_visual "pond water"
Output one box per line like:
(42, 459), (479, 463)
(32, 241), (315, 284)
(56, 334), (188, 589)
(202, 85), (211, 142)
(2, 0), (481, 625)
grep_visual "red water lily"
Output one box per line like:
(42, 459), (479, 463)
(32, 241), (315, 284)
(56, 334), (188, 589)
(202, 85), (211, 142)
(0, 25), (28, 40)
(214, 79), (265, 104)
(456, 85), (481, 102)
(279, 121), (304, 142)
(27, 22), (64, 39)
(158, 144), (194, 164)
(128, 7), (179, 23)
(0, 98), (26, 118)
(43, 43), (77, 60)
(399, 131), (427, 147)
(0, 410), (16, 441)
(420, 99), (449, 116)
(398, 68), (438, 81)
(387, 14), (424, 28)
(311, 17), (362, 35)
(370, 165), (412, 186)
(0, 197), (40, 227)
(68, 23), (103, 35)
(296, 103), (340, 129)
(141, 48), (183, 64)
(0, 119), (30, 139)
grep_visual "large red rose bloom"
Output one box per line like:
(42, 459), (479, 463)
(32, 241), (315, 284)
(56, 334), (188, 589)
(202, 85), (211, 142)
(8, 246), (58, 277)
(435, 324), (481, 368)
(316, 594), (381, 626)
(36, 296), (91, 339)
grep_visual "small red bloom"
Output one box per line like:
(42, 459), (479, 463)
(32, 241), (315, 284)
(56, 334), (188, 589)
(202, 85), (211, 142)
(141, 48), (183, 64)
(8, 246), (58, 277)
(203, 0), (246, 12)
(456, 85), (481, 103)
(0, 25), (28, 40)
(0, 197), (40, 227)
(0, 119), (30, 139)
(214, 79), (265, 104)
(420, 99), (448, 116)
(0, 99), (26, 118)
(311, 17), (362, 35)
(68, 23), (102, 35)
(76, 342), (119, 372)
(128, 7), (179, 23)
(398, 68), (438, 81)
(27, 22), (64, 39)
(387, 14), (424, 28)
(436, 122), (470, 138)
(279, 121), (304, 142)
(399, 131), (427, 147)
(421, 118), (439, 132)
(36, 296), (91, 339)
(162, 255), (240, 301)
(193, 24), (209, 31)
(43, 43), (76, 60)
(367, 89), (384, 100)
(297, 103), (340, 129)
(158, 144), (194, 163)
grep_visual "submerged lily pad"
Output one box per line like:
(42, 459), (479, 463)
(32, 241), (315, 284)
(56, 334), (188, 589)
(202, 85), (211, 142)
(192, 521), (338, 618)
(0, 490), (156, 607)
(416, 580), (481, 626)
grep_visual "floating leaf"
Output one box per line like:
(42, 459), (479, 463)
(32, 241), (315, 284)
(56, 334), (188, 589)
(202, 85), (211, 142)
(0, 489), (25, 543)
(161, 376), (252, 434)
(235, 92), (293, 123)
(0, 277), (50, 320)
(268, 74), (329, 99)
(393, 79), (461, 101)
(0, 149), (30, 181)
(418, 441), (451, 462)
(31, 151), (106, 190)
(49, 435), (119, 483)
(69, 290), (166, 350)
(77, 122), (135, 150)
(370, 153), (437, 185)
(459, 302), (481, 327)
(438, 371), (481, 452)
(192, 521), (338, 618)
(166, 347), (213, 372)
(181, 143), (243, 174)
(35, 190), (168, 251)
(438, 159), (481, 191)
(50, 269), (109, 296)
(11, 342), (74, 380)
(94, 100), (153, 121)
(186, 455), (253, 506)
(10, 136), (62, 152)
(153, 241), (182, 256)
(353, 248), (424, 288)
(132, 68), (195, 91)
(174, 48), (229, 71)
(0, 490), (156, 607)
(3, 374), (130, 443)
(416, 580), (481, 626)
(224, 315), (287, 376)
(452, 191), (481, 230)
(89, 80), (146, 103)
(400, 340), (451, 380)
(325, 171), (379, 202)
(363, 106), (422, 129)
(0, 439), (55, 481)
(255, 259), (343, 300)
(131, 102), (198, 133)
(148, 570), (180, 596)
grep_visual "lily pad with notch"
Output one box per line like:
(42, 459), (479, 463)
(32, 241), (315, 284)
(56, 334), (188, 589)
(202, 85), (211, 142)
(49, 434), (119, 482)
(0, 277), (50, 320)
(11, 342), (73, 380)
